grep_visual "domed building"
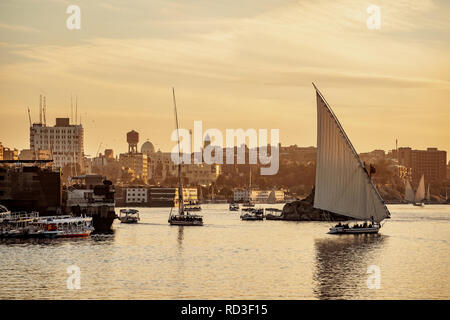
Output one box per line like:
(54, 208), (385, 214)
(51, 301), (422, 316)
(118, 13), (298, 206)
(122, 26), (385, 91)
(141, 140), (155, 155)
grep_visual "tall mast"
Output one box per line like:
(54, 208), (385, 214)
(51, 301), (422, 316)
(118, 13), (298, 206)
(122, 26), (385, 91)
(173, 87), (183, 215)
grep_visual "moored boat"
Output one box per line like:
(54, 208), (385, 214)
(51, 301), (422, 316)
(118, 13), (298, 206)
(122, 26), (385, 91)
(240, 208), (264, 220)
(265, 208), (283, 220)
(0, 207), (93, 238)
(33, 216), (93, 237)
(119, 209), (140, 223)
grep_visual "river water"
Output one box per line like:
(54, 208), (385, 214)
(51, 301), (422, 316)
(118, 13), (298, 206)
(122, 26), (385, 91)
(0, 204), (449, 299)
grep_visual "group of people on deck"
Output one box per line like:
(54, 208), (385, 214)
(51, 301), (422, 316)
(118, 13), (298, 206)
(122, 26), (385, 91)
(335, 216), (376, 229)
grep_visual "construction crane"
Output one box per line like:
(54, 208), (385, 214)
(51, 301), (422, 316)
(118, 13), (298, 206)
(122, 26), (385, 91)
(96, 142), (103, 157)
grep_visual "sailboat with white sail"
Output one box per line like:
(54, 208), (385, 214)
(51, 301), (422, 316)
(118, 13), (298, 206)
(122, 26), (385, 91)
(404, 180), (415, 203)
(413, 175), (425, 206)
(168, 88), (203, 226)
(311, 83), (390, 234)
(404, 175), (426, 206)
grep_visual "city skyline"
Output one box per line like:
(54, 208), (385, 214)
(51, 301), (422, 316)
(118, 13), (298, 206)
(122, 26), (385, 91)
(1, 113), (449, 158)
(1, 0), (450, 157)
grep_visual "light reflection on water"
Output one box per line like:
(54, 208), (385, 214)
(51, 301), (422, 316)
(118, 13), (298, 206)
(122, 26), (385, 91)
(0, 204), (449, 299)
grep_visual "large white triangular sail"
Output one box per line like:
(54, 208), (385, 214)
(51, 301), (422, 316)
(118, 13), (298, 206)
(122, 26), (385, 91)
(405, 180), (415, 203)
(313, 84), (390, 222)
(415, 175), (425, 203)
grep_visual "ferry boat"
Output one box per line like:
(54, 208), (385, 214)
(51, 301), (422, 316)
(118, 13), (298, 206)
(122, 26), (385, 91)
(33, 216), (93, 238)
(0, 210), (40, 238)
(0, 206), (93, 238)
(119, 209), (140, 223)
(66, 175), (116, 233)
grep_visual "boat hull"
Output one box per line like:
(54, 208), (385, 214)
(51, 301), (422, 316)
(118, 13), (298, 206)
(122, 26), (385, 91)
(169, 220), (203, 226)
(240, 217), (264, 221)
(92, 215), (116, 233)
(328, 226), (380, 234)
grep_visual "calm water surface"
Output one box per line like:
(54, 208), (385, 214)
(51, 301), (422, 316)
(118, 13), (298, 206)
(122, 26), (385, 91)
(0, 204), (449, 299)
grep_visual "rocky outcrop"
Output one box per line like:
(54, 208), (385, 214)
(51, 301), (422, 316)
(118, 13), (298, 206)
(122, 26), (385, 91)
(280, 188), (353, 221)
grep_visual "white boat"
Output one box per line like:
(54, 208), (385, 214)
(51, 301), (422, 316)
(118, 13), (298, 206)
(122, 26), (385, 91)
(0, 210), (40, 238)
(119, 209), (140, 223)
(168, 88), (204, 226)
(240, 208), (264, 220)
(229, 203), (239, 211)
(311, 83), (390, 234)
(0, 208), (92, 238)
(405, 180), (415, 203)
(413, 175), (425, 206)
(33, 216), (93, 238)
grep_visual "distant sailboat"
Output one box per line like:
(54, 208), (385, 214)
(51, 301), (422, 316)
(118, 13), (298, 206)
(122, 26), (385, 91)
(243, 166), (255, 208)
(413, 175), (425, 206)
(426, 183), (431, 203)
(404, 180), (415, 203)
(168, 88), (203, 226)
(312, 83), (390, 234)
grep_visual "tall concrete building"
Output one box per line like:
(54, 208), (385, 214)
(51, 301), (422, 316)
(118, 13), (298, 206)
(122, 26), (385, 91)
(395, 147), (447, 183)
(30, 118), (84, 169)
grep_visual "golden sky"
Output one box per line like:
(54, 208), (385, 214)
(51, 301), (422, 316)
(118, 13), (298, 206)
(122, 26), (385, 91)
(1, 0), (449, 158)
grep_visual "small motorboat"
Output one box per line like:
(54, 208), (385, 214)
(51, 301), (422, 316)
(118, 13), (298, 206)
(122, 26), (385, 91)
(240, 208), (264, 220)
(119, 209), (140, 223)
(169, 212), (203, 226)
(229, 203), (239, 211)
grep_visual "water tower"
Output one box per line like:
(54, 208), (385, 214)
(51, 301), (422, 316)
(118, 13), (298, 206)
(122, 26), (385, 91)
(127, 130), (139, 154)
